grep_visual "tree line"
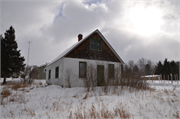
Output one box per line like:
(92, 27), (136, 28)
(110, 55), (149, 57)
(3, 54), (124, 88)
(122, 58), (179, 80)
(154, 59), (179, 80)
(122, 58), (155, 78)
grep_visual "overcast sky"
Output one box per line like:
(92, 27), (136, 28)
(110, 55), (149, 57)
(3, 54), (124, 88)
(0, 0), (179, 66)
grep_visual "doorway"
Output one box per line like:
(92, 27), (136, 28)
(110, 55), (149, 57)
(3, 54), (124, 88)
(97, 65), (104, 86)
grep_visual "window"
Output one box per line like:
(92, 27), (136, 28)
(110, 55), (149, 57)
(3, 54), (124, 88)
(48, 70), (51, 79)
(90, 38), (102, 51)
(108, 64), (114, 79)
(55, 66), (59, 78)
(96, 40), (102, 51)
(79, 62), (86, 78)
(90, 39), (95, 50)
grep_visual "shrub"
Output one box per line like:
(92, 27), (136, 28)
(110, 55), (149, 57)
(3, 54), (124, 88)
(1, 87), (12, 98)
(64, 68), (73, 88)
(1, 87), (12, 105)
(11, 82), (29, 90)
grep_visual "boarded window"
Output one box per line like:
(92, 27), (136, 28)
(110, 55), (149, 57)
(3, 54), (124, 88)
(55, 66), (59, 78)
(48, 70), (51, 80)
(97, 65), (104, 86)
(79, 62), (86, 78)
(108, 64), (114, 79)
(90, 39), (95, 50)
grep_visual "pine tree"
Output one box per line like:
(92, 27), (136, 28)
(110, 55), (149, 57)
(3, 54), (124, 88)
(163, 59), (170, 76)
(1, 26), (25, 84)
(170, 61), (176, 75)
(155, 61), (163, 74)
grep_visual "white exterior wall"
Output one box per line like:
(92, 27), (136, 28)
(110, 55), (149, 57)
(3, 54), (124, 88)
(63, 58), (122, 87)
(46, 57), (122, 87)
(46, 58), (64, 86)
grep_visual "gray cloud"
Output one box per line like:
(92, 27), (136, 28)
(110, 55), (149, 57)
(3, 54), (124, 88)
(1, 0), (179, 66)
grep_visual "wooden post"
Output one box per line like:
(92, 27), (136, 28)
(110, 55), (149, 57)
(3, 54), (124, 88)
(170, 74), (173, 84)
(177, 74), (179, 84)
(143, 76), (145, 83)
(159, 74), (162, 82)
(176, 74), (178, 84)
(168, 75), (169, 83)
(163, 75), (165, 83)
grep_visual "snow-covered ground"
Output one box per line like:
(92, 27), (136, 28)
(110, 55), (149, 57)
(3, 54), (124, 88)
(0, 78), (180, 119)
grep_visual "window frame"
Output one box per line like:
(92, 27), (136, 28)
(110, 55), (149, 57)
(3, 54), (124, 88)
(97, 65), (105, 86)
(108, 64), (114, 79)
(89, 38), (102, 51)
(55, 66), (59, 78)
(90, 38), (96, 50)
(96, 39), (102, 51)
(48, 70), (51, 80)
(79, 61), (87, 78)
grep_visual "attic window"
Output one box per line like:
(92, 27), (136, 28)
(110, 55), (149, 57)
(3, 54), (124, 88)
(90, 39), (95, 50)
(90, 38), (102, 51)
(97, 40), (102, 51)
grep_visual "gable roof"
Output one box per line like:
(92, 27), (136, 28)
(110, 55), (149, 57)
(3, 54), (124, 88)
(38, 63), (48, 68)
(47, 29), (124, 66)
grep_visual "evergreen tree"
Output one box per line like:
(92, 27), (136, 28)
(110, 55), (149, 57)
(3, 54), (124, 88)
(155, 59), (179, 80)
(1, 26), (25, 84)
(163, 59), (170, 76)
(170, 61), (176, 75)
(155, 61), (163, 74)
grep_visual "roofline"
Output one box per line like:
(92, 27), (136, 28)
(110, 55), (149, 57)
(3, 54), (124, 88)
(39, 63), (48, 68)
(60, 30), (97, 60)
(47, 29), (124, 66)
(95, 29), (124, 64)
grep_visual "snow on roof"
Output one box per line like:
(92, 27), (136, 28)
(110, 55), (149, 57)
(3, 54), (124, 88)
(141, 75), (160, 78)
(47, 29), (124, 67)
(38, 63), (48, 68)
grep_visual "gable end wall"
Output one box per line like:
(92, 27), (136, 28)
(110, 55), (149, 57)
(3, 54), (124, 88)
(65, 33), (120, 62)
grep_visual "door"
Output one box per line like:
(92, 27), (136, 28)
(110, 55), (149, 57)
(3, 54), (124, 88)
(97, 65), (104, 86)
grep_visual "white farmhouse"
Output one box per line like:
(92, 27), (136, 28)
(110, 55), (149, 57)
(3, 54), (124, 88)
(45, 29), (124, 87)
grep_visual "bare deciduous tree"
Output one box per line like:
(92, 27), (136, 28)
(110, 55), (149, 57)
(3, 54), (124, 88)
(138, 58), (147, 76)
(21, 65), (38, 84)
(83, 63), (97, 91)
(64, 68), (73, 88)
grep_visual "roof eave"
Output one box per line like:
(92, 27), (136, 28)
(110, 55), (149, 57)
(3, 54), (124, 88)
(95, 29), (124, 64)
(47, 29), (124, 66)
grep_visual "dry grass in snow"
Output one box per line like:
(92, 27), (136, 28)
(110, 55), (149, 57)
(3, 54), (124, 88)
(0, 78), (180, 119)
